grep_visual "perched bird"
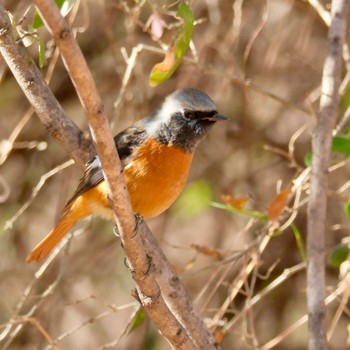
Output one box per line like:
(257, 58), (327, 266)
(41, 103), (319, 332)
(26, 88), (227, 262)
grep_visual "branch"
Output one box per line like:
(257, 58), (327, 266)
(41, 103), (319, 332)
(119, 43), (310, 115)
(31, 0), (218, 348)
(307, 1), (349, 350)
(0, 9), (93, 167)
(140, 222), (218, 348)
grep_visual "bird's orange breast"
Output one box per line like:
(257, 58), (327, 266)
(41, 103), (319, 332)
(77, 138), (193, 220)
(124, 137), (193, 218)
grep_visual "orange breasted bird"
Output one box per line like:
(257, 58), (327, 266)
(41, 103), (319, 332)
(26, 88), (227, 263)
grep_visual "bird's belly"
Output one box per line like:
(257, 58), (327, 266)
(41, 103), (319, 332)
(81, 139), (193, 220)
(124, 139), (193, 218)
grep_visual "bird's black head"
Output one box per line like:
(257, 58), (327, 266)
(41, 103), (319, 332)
(147, 88), (227, 152)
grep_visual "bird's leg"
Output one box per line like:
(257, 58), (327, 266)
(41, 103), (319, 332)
(113, 225), (120, 237)
(132, 212), (144, 238)
(144, 254), (153, 276)
(123, 257), (133, 272)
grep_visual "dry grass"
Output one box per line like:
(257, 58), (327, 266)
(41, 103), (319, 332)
(1, 0), (350, 349)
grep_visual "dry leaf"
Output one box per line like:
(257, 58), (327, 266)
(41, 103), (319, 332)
(267, 187), (292, 222)
(214, 329), (225, 344)
(221, 194), (249, 210)
(150, 48), (176, 78)
(191, 244), (223, 260)
(149, 2), (194, 86)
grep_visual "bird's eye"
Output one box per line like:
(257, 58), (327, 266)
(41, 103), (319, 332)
(183, 111), (194, 120)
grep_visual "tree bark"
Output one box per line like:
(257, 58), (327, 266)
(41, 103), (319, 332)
(0, 10), (93, 167)
(307, 1), (350, 350)
(0, 1), (219, 348)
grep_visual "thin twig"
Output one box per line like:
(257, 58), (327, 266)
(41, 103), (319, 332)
(223, 263), (306, 334)
(307, 1), (349, 350)
(210, 228), (274, 329)
(260, 277), (350, 350)
(4, 159), (74, 230)
(116, 43), (310, 114)
(308, 0), (331, 25)
(0, 7), (93, 167)
(54, 303), (138, 346)
(0, 229), (80, 349)
(0, 318), (60, 350)
(327, 287), (350, 341)
(139, 222), (218, 348)
(33, 0), (216, 348)
(0, 0), (83, 169)
(97, 306), (141, 350)
(113, 44), (143, 111)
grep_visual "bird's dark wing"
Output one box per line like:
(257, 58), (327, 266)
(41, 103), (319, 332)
(66, 121), (148, 205)
(114, 121), (149, 163)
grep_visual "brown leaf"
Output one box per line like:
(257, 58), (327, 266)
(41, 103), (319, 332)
(191, 244), (223, 261)
(267, 187), (292, 222)
(221, 194), (249, 210)
(214, 329), (225, 344)
(151, 48), (176, 74)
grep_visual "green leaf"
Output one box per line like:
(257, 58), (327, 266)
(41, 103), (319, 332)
(32, 10), (44, 29)
(328, 245), (350, 268)
(291, 223), (306, 262)
(149, 2), (194, 86)
(175, 3), (194, 57)
(332, 136), (350, 157)
(341, 83), (350, 114)
(272, 229), (282, 237)
(305, 135), (350, 165)
(172, 180), (212, 218)
(38, 40), (45, 68)
(128, 308), (146, 334)
(345, 201), (350, 217)
(304, 151), (312, 167)
(144, 330), (158, 350)
(211, 202), (268, 221)
(32, 0), (73, 29)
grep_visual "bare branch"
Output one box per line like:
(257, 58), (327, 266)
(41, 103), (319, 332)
(260, 278), (350, 350)
(4, 159), (74, 230)
(210, 229), (273, 328)
(0, 8), (93, 167)
(307, 1), (350, 350)
(140, 221), (218, 349)
(118, 43), (310, 115)
(32, 0), (217, 348)
(0, 317), (59, 350)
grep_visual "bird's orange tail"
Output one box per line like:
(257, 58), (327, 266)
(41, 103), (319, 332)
(26, 213), (77, 263)
(26, 197), (90, 263)
(27, 185), (105, 263)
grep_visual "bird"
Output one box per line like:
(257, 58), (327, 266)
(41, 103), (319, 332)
(26, 88), (227, 262)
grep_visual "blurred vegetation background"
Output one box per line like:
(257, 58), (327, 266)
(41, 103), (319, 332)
(1, 0), (350, 349)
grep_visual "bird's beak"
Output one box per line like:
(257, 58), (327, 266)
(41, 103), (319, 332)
(213, 113), (229, 121)
(202, 113), (229, 121)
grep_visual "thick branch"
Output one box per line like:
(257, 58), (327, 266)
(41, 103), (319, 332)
(32, 0), (215, 348)
(0, 8), (93, 167)
(140, 221), (219, 349)
(307, 1), (349, 350)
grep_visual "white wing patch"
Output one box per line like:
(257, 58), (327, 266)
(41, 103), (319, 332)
(90, 156), (101, 169)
